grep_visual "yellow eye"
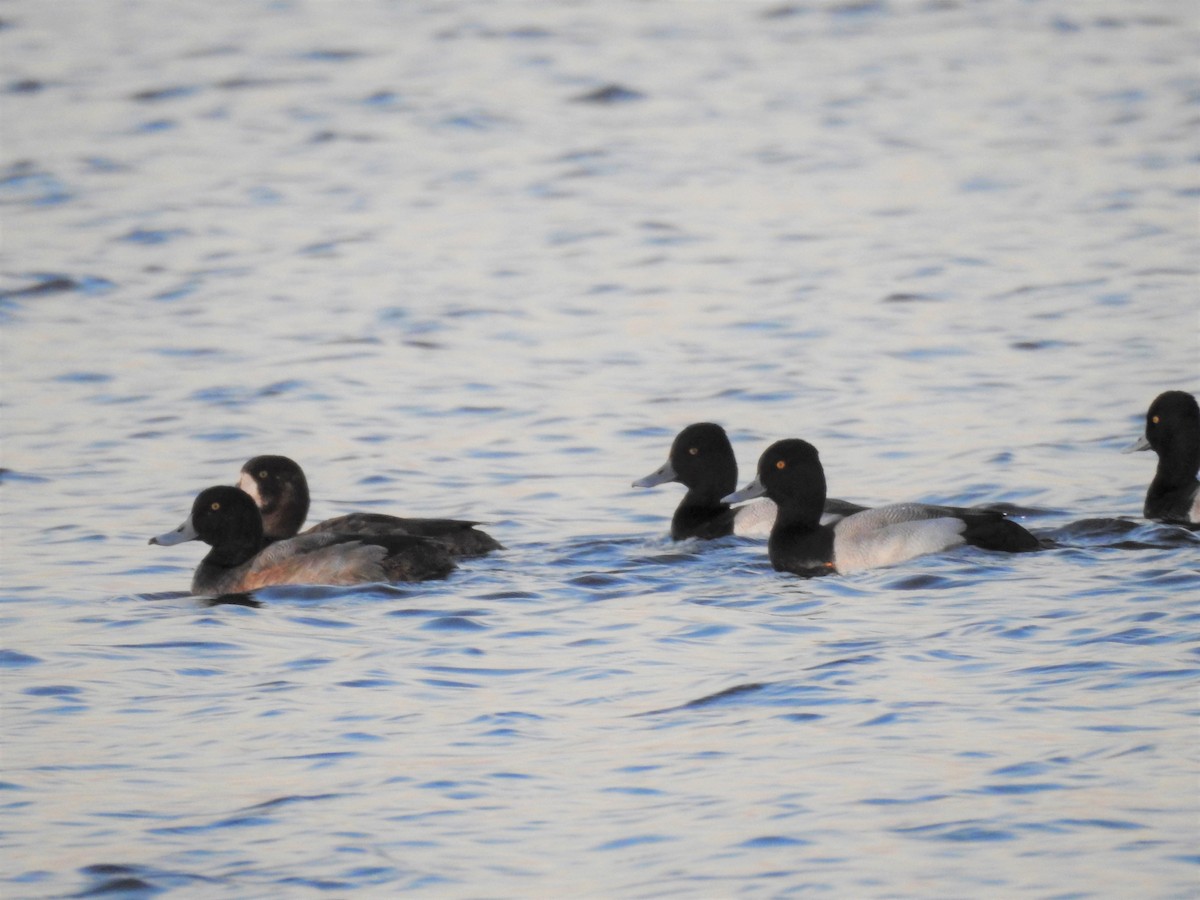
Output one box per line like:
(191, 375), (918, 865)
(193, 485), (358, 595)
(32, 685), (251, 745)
(688, 447), (699, 456)
(211, 502), (221, 511)
(775, 460), (786, 470)
(259, 470), (268, 479)
(1151, 415), (1159, 424)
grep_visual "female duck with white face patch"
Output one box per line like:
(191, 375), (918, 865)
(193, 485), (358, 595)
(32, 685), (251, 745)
(724, 439), (1041, 577)
(633, 423), (865, 541)
(236, 455), (502, 558)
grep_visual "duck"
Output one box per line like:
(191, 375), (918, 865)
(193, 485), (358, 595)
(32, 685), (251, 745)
(1123, 390), (1200, 524)
(236, 455), (502, 557)
(722, 439), (1041, 577)
(149, 486), (457, 594)
(632, 422), (866, 540)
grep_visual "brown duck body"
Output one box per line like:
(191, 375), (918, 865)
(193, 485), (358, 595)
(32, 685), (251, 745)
(191, 530), (456, 594)
(151, 486), (456, 595)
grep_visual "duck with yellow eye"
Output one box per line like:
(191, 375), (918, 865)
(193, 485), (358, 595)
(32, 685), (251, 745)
(1123, 390), (1200, 524)
(632, 423), (866, 541)
(150, 486), (456, 595)
(723, 439), (1042, 577)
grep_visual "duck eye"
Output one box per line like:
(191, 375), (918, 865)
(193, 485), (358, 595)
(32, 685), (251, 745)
(210, 502), (221, 511)
(688, 447), (699, 456)
(259, 470), (268, 479)
(775, 460), (786, 470)
(1151, 415), (1160, 425)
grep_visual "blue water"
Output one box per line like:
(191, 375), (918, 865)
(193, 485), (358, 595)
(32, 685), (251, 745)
(2, 1), (1198, 897)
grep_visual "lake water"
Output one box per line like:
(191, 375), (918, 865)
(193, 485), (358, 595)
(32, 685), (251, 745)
(2, 1), (1198, 896)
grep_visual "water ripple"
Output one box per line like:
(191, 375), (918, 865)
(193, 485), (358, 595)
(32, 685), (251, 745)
(2, 3), (1198, 898)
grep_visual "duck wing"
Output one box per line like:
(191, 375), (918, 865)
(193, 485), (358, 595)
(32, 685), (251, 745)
(239, 532), (456, 588)
(302, 513), (502, 556)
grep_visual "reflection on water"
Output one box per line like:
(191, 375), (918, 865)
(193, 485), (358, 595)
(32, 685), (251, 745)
(2, 1), (1198, 896)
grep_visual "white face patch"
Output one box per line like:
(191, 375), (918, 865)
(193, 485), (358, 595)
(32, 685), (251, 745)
(236, 471), (264, 508)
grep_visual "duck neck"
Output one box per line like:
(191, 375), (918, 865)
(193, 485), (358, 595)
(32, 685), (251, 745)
(671, 476), (733, 532)
(261, 481), (308, 540)
(1150, 427), (1200, 495)
(671, 499), (731, 539)
(773, 468), (827, 532)
(768, 519), (836, 576)
(203, 525), (263, 569)
(768, 470), (831, 566)
(773, 503), (823, 532)
(679, 484), (730, 515)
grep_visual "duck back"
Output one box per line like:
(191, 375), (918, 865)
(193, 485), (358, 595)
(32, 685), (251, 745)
(302, 513), (503, 556)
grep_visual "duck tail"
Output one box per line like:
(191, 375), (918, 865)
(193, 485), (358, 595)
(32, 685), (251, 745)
(962, 517), (1042, 553)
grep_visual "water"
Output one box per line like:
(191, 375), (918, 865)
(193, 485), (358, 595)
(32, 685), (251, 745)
(2, 1), (1198, 896)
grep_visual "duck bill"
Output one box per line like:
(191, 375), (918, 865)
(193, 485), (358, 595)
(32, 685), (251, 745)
(632, 459), (677, 489)
(722, 477), (766, 505)
(1122, 435), (1152, 454)
(149, 515), (199, 546)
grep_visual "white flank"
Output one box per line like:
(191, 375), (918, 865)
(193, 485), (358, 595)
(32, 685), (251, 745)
(833, 512), (967, 574)
(732, 498), (777, 537)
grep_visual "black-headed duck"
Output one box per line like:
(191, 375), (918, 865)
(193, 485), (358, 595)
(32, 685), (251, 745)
(1124, 390), (1200, 525)
(724, 439), (1041, 577)
(632, 422), (865, 540)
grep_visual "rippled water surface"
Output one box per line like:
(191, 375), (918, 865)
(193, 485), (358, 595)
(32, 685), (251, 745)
(2, 1), (1198, 897)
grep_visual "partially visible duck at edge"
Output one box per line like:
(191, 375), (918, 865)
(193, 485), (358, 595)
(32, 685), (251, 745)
(632, 422), (865, 540)
(237, 455), (502, 558)
(723, 438), (1042, 577)
(1123, 390), (1200, 525)
(150, 486), (457, 595)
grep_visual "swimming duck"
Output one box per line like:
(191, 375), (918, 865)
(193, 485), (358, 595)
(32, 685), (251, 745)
(723, 439), (1041, 577)
(632, 422), (865, 540)
(237, 455), (502, 557)
(150, 486), (457, 594)
(1123, 390), (1200, 524)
